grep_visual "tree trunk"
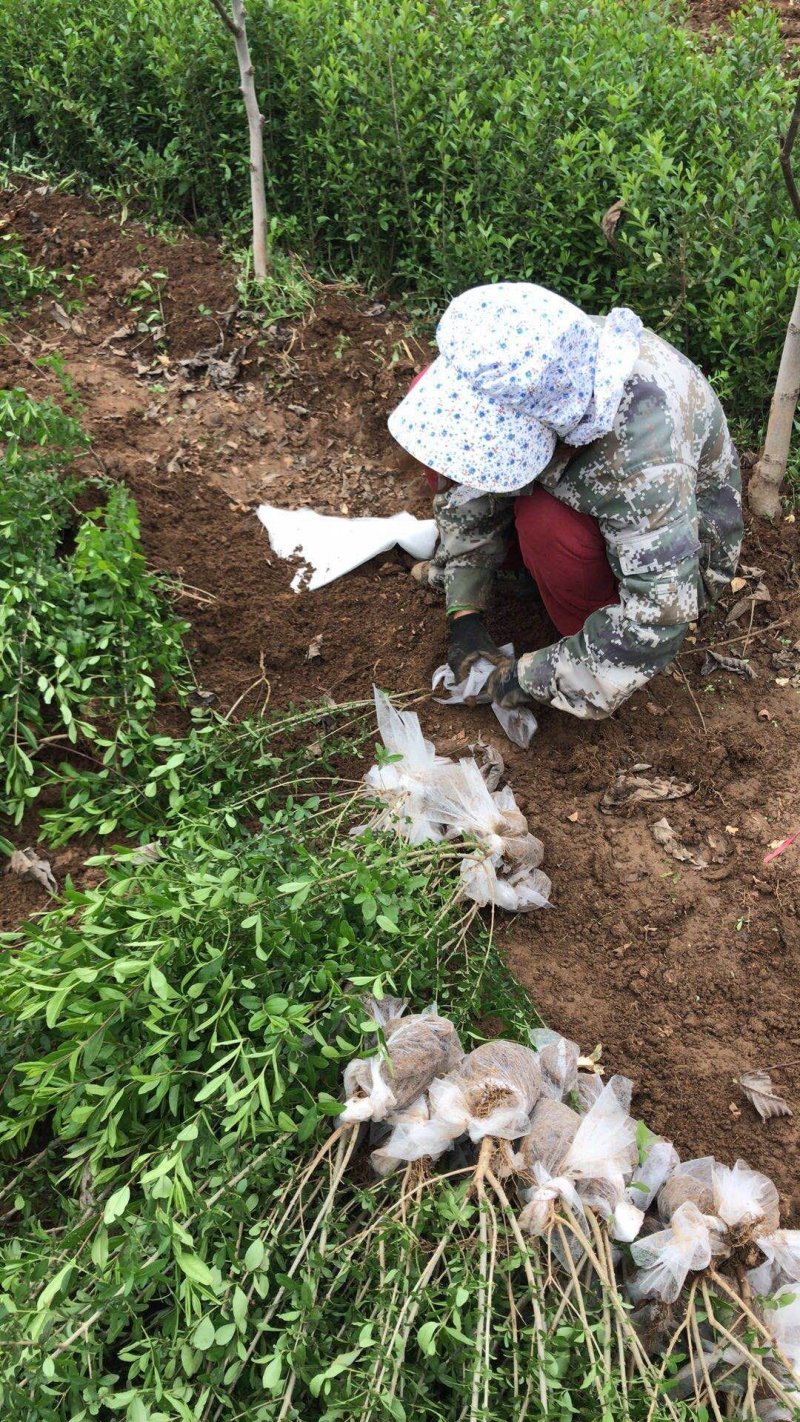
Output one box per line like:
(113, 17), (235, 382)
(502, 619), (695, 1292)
(228, 0), (270, 278)
(748, 278), (800, 519)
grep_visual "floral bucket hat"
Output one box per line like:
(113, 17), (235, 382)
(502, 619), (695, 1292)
(388, 282), (643, 494)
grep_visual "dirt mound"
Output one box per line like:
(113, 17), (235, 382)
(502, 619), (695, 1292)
(2, 182), (800, 1214)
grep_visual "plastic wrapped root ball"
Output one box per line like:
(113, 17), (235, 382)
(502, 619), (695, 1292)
(748, 1231), (800, 1297)
(361, 689), (448, 845)
(426, 1040), (543, 1145)
(515, 1097), (581, 1176)
(529, 1028), (580, 1101)
(711, 1159), (780, 1242)
(459, 853), (551, 912)
(341, 1006), (463, 1124)
(628, 1201), (727, 1303)
(658, 1156), (717, 1222)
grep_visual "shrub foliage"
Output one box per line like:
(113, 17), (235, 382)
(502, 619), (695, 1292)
(0, 0), (795, 424)
(0, 389), (187, 824)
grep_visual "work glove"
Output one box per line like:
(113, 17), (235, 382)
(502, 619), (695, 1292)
(447, 612), (503, 683)
(485, 657), (534, 708)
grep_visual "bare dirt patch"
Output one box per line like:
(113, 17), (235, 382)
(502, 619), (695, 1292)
(3, 182), (800, 1213)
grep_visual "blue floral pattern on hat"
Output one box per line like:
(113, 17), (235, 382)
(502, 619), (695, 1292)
(388, 283), (642, 493)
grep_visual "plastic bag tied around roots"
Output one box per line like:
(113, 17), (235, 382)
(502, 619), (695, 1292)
(426, 758), (550, 910)
(515, 1097), (581, 1175)
(758, 1290), (800, 1403)
(711, 1159), (780, 1240)
(529, 1028), (580, 1100)
(341, 1004), (464, 1124)
(628, 1201), (728, 1303)
(626, 1137), (680, 1212)
(658, 1155), (717, 1221)
(360, 692), (551, 912)
(425, 1040), (544, 1146)
(360, 688), (449, 845)
(432, 643), (538, 749)
(748, 1232), (800, 1297)
(518, 1078), (642, 1240)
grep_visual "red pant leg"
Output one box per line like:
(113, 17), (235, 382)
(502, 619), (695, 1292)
(514, 485), (618, 636)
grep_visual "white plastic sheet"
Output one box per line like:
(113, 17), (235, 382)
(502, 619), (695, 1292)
(432, 644), (538, 748)
(256, 504), (437, 592)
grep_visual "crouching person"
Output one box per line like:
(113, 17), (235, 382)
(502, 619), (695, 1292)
(388, 283), (742, 719)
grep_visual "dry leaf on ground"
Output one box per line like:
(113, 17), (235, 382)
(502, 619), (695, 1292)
(6, 847), (58, 895)
(600, 772), (695, 813)
(727, 581), (771, 624)
(306, 634), (324, 660)
(651, 817), (708, 870)
(701, 650), (756, 680)
(739, 1070), (793, 1121)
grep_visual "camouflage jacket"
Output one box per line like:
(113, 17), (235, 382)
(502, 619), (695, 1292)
(431, 327), (742, 719)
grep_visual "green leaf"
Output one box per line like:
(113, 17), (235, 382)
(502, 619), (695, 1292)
(244, 1239), (265, 1271)
(103, 1184), (130, 1224)
(376, 915), (399, 934)
(149, 965), (170, 1000)
(417, 1321), (438, 1356)
(37, 1262), (73, 1312)
(174, 1246), (214, 1287)
(232, 1286), (248, 1328)
(193, 1316), (216, 1351)
(262, 1355), (282, 1392)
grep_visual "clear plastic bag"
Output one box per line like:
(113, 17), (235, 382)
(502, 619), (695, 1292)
(529, 1028), (580, 1100)
(711, 1159), (780, 1239)
(576, 1072), (604, 1113)
(518, 1162), (587, 1237)
(369, 1095), (453, 1176)
(626, 1137), (679, 1212)
(518, 1078), (642, 1242)
(459, 853), (551, 912)
(749, 1232), (800, 1297)
(360, 689), (447, 845)
(423, 758), (542, 865)
(628, 1201), (727, 1303)
(658, 1156), (716, 1221)
(427, 1040), (543, 1143)
(341, 1005), (463, 1124)
(515, 1097), (581, 1175)
(560, 1079), (639, 1196)
(762, 1289), (800, 1386)
(432, 645), (538, 749)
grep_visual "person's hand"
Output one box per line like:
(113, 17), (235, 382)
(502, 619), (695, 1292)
(485, 657), (533, 708)
(447, 612), (503, 682)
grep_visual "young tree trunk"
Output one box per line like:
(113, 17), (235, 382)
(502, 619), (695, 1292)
(748, 279), (800, 519)
(210, 0), (270, 278)
(749, 77), (800, 519)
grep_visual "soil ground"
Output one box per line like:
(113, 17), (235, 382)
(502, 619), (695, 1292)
(2, 185), (800, 1216)
(687, 0), (800, 48)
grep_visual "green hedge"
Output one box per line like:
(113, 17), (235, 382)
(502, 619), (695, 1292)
(0, 0), (795, 423)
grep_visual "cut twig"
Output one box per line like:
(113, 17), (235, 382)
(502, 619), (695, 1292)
(675, 662), (708, 736)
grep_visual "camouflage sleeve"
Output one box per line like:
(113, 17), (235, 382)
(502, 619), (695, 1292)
(696, 399), (743, 604)
(432, 480), (515, 612)
(516, 469), (701, 719)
